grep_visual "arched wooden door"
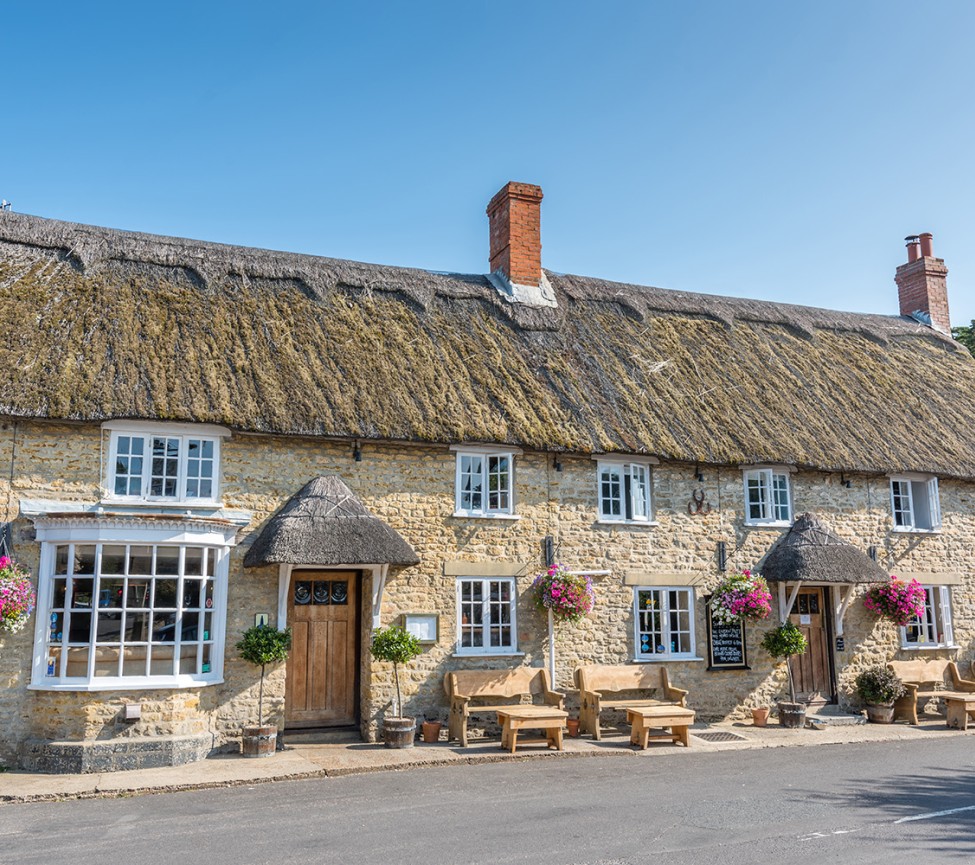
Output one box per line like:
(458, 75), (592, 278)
(286, 570), (359, 728)
(788, 586), (835, 705)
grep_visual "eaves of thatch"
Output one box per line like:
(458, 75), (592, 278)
(2, 210), (975, 478)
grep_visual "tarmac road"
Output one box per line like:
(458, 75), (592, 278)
(1, 736), (974, 865)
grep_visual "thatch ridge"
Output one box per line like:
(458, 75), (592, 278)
(2, 210), (975, 478)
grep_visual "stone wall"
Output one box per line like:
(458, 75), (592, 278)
(1, 418), (973, 766)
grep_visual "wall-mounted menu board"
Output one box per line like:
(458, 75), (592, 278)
(705, 596), (749, 670)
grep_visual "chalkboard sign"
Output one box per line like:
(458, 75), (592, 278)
(705, 596), (749, 670)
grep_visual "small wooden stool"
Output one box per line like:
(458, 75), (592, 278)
(626, 706), (696, 749)
(496, 706), (568, 754)
(943, 693), (975, 730)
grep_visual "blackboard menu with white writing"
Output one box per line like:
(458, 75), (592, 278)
(705, 596), (749, 670)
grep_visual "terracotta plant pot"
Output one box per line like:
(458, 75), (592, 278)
(777, 702), (806, 729)
(865, 703), (895, 724)
(566, 718), (581, 738)
(241, 725), (277, 758)
(421, 720), (442, 743)
(751, 706), (771, 728)
(383, 717), (417, 749)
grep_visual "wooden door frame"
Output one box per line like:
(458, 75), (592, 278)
(279, 566), (363, 729)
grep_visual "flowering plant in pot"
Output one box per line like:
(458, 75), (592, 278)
(760, 622), (808, 728)
(237, 625), (292, 757)
(530, 564), (595, 624)
(855, 665), (906, 723)
(710, 569), (772, 625)
(370, 624), (422, 748)
(0, 556), (36, 635)
(864, 576), (926, 627)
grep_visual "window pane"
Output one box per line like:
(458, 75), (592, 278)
(184, 548), (204, 576)
(459, 455), (483, 511)
(125, 612), (150, 643)
(747, 474), (767, 520)
(74, 546), (96, 575)
(96, 612), (123, 643)
(67, 612), (92, 643)
(93, 647), (121, 677)
(156, 547), (180, 576)
(70, 578), (94, 609)
(183, 580), (202, 608)
(129, 546), (153, 575)
(153, 611), (178, 643)
(154, 579), (179, 608)
(65, 647), (89, 677)
(772, 474), (790, 521)
(101, 546), (126, 575)
(487, 456), (510, 511)
(127, 580), (150, 608)
(600, 465), (622, 518)
(150, 645), (176, 677)
(150, 437), (181, 497)
(54, 545), (69, 575)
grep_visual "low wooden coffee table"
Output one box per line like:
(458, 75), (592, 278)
(496, 706), (568, 754)
(942, 692), (975, 730)
(626, 706), (696, 749)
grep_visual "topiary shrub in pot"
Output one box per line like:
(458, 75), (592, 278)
(855, 666), (906, 723)
(237, 625), (292, 757)
(370, 624), (422, 748)
(760, 622), (809, 728)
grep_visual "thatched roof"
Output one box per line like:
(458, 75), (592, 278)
(3, 210), (975, 477)
(243, 476), (419, 567)
(759, 513), (888, 584)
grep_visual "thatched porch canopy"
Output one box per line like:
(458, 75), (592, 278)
(759, 513), (887, 584)
(243, 476), (419, 568)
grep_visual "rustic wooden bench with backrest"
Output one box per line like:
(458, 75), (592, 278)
(576, 664), (688, 740)
(445, 668), (565, 746)
(888, 659), (975, 725)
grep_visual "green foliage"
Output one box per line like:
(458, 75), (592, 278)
(953, 320), (975, 357)
(855, 666), (906, 705)
(370, 625), (421, 665)
(760, 622), (808, 659)
(237, 625), (292, 667)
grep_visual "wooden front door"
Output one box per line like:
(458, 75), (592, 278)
(788, 587), (834, 704)
(286, 570), (359, 728)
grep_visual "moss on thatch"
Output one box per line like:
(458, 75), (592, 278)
(2, 211), (975, 477)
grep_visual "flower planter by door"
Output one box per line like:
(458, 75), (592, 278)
(421, 721), (442, 743)
(242, 725), (278, 758)
(384, 717), (416, 748)
(777, 702), (806, 729)
(865, 703), (895, 724)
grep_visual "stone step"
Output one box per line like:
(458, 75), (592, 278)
(805, 710), (866, 729)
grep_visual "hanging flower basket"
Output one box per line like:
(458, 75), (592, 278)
(530, 564), (595, 624)
(710, 569), (772, 625)
(864, 576), (926, 627)
(0, 556), (36, 634)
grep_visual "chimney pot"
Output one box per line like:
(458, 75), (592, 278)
(905, 235), (921, 263)
(919, 232), (934, 257)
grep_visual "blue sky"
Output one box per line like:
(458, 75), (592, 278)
(5, 1), (974, 325)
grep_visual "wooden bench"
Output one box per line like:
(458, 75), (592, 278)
(888, 659), (975, 725)
(576, 664), (688, 741)
(445, 668), (565, 747)
(497, 706), (568, 753)
(627, 706), (696, 749)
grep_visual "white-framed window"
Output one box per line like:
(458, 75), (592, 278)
(901, 585), (954, 649)
(890, 476), (941, 532)
(634, 587), (696, 660)
(453, 448), (517, 517)
(104, 422), (228, 504)
(743, 468), (792, 525)
(597, 461), (652, 522)
(455, 577), (517, 654)
(30, 519), (234, 691)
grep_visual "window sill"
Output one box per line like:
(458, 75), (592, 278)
(899, 644), (958, 651)
(596, 519), (659, 527)
(631, 656), (705, 664)
(743, 521), (792, 530)
(451, 651), (525, 659)
(451, 512), (521, 521)
(28, 676), (224, 692)
(891, 527), (941, 535)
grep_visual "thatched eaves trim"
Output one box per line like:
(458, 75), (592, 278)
(243, 476), (420, 567)
(759, 513), (888, 584)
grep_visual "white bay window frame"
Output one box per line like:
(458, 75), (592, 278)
(743, 466), (793, 526)
(889, 474), (941, 532)
(451, 445), (520, 518)
(103, 421), (229, 506)
(596, 457), (655, 523)
(633, 586), (697, 661)
(455, 577), (518, 655)
(29, 516), (234, 691)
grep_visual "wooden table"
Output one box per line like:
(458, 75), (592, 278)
(496, 706), (568, 754)
(626, 706), (696, 749)
(942, 692), (975, 730)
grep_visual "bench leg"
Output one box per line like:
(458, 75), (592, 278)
(675, 724), (690, 747)
(946, 702), (968, 730)
(508, 727), (518, 754)
(547, 726), (563, 751)
(629, 719), (649, 750)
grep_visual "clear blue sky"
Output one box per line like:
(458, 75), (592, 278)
(5, 1), (975, 325)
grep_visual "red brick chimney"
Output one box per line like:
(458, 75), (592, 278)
(487, 182), (544, 287)
(895, 233), (950, 335)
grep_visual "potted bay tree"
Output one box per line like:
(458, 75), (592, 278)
(237, 624), (292, 757)
(760, 621), (808, 728)
(371, 624), (422, 748)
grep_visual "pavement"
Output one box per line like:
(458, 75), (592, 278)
(1, 711), (969, 804)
